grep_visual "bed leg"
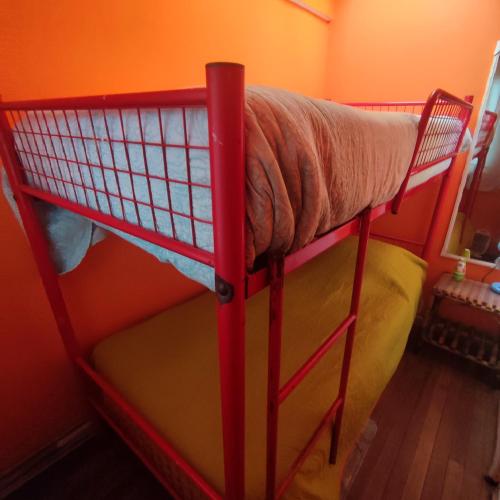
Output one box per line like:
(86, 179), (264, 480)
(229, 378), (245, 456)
(216, 290), (246, 499)
(0, 109), (80, 360)
(206, 62), (246, 500)
(266, 256), (285, 500)
(422, 95), (473, 261)
(329, 208), (371, 464)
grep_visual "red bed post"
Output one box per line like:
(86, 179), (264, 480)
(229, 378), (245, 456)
(422, 172), (455, 261)
(329, 207), (371, 464)
(0, 108), (80, 360)
(265, 256), (285, 499)
(422, 95), (474, 261)
(206, 62), (246, 500)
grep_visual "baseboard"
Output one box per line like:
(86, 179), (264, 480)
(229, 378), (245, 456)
(0, 421), (96, 499)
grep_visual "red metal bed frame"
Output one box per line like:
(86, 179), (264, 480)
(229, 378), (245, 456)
(0, 63), (472, 499)
(459, 109), (497, 243)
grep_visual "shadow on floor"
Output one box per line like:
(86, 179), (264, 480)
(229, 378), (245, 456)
(7, 430), (171, 500)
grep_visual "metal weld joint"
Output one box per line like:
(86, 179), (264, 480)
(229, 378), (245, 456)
(215, 274), (234, 304)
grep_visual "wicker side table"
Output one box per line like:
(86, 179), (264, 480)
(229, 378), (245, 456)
(422, 273), (500, 382)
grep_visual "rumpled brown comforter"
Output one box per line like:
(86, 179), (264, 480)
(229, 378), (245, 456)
(244, 86), (419, 267)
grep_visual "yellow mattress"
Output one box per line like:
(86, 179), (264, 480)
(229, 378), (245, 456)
(93, 237), (426, 499)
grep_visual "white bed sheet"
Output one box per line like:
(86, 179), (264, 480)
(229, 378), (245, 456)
(407, 158), (452, 190)
(12, 108), (217, 289)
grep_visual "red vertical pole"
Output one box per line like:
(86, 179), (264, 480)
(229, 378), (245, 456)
(0, 109), (80, 360)
(206, 62), (246, 500)
(265, 256), (285, 500)
(329, 208), (371, 464)
(421, 170), (454, 261)
(391, 94), (437, 215)
(421, 95), (472, 261)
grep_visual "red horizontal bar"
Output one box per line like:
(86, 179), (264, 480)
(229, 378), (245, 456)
(276, 396), (343, 498)
(279, 314), (356, 404)
(345, 100), (425, 107)
(246, 218), (361, 297)
(247, 178), (446, 298)
(246, 200), (397, 298)
(0, 87), (207, 111)
(20, 168), (212, 225)
(432, 88), (474, 108)
(369, 200), (391, 220)
(76, 358), (221, 499)
(19, 152), (211, 189)
(412, 153), (456, 173)
(286, 219), (360, 276)
(14, 129), (210, 152)
(246, 168), (445, 297)
(20, 184), (215, 267)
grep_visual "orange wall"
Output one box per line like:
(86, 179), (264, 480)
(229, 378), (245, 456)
(0, 0), (330, 472)
(1, 0), (500, 474)
(0, 0), (330, 99)
(327, 0), (500, 289)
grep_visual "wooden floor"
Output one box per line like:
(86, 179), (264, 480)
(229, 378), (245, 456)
(6, 349), (498, 500)
(347, 349), (498, 500)
(6, 431), (169, 500)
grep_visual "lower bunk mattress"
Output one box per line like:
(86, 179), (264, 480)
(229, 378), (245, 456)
(92, 237), (426, 499)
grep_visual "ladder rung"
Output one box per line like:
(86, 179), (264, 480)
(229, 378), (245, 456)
(279, 314), (356, 404)
(276, 395), (343, 498)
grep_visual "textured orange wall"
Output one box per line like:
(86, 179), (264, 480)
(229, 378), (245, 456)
(0, 0), (330, 471)
(1, 0), (499, 475)
(327, 0), (500, 289)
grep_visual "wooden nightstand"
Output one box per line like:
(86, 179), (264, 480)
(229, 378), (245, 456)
(422, 273), (500, 383)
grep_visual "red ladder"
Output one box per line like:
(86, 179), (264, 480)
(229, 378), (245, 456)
(265, 207), (372, 499)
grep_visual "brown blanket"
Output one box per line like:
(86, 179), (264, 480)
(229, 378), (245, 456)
(244, 86), (419, 267)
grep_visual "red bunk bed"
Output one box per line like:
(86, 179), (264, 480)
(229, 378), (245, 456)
(0, 63), (472, 499)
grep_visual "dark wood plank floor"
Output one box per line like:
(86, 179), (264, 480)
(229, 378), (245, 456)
(347, 349), (498, 500)
(6, 350), (498, 500)
(6, 432), (170, 500)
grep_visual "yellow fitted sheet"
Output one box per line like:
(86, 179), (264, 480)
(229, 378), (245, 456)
(93, 237), (426, 499)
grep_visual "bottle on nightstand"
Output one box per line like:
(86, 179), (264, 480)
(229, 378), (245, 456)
(453, 248), (470, 282)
